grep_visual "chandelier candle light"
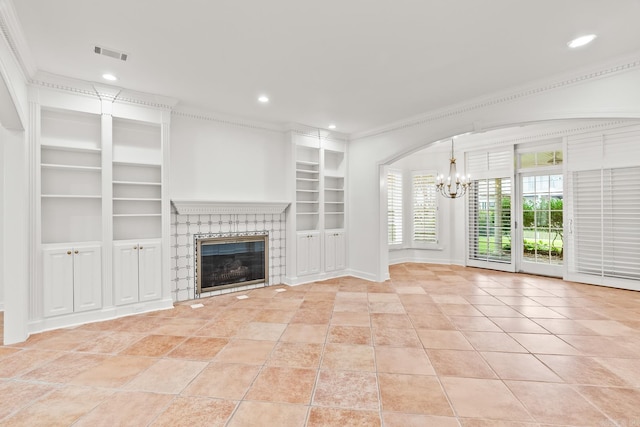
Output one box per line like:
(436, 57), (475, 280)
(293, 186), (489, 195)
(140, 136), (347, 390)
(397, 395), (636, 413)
(436, 139), (470, 199)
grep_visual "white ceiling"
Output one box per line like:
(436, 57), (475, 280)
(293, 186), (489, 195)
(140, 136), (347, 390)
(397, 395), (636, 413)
(12, 0), (640, 134)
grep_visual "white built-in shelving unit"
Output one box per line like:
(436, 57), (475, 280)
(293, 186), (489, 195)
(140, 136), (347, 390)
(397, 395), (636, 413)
(32, 87), (173, 332)
(286, 131), (347, 284)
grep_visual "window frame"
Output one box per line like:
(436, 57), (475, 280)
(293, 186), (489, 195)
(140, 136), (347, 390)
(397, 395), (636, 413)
(387, 168), (404, 247)
(411, 170), (439, 248)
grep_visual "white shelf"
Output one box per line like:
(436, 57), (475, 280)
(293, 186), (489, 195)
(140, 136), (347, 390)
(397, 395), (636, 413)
(113, 198), (161, 201)
(42, 164), (101, 172)
(325, 187), (344, 192)
(296, 189), (319, 193)
(296, 160), (319, 167)
(325, 212), (344, 215)
(113, 180), (161, 186)
(297, 212), (320, 216)
(296, 178), (319, 182)
(297, 201), (319, 204)
(42, 194), (101, 199)
(325, 201), (344, 204)
(296, 169), (319, 174)
(113, 214), (162, 217)
(113, 161), (161, 168)
(41, 144), (101, 154)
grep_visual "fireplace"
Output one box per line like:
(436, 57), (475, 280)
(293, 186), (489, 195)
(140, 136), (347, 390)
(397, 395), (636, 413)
(195, 233), (269, 294)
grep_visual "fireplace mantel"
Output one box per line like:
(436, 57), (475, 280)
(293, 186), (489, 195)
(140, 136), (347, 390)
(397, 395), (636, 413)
(172, 200), (290, 215)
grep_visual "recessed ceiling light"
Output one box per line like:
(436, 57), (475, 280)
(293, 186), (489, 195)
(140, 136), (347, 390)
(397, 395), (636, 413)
(102, 73), (117, 81)
(328, 124), (336, 130)
(258, 95), (269, 103)
(567, 34), (597, 49)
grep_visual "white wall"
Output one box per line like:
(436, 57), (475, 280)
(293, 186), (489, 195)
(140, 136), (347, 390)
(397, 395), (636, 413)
(0, 9), (29, 342)
(349, 64), (640, 282)
(0, 125), (4, 311)
(170, 114), (288, 201)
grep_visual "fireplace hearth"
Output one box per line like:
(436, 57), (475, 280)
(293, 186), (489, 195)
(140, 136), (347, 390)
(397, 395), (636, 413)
(195, 232), (268, 295)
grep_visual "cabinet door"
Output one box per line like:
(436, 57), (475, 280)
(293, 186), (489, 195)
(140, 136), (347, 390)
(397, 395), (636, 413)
(325, 231), (346, 273)
(113, 242), (140, 305)
(73, 245), (102, 312)
(42, 247), (74, 317)
(296, 232), (310, 276)
(308, 232), (321, 274)
(324, 232), (336, 272)
(138, 240), (162, 302)
(334, 231), (346, 271)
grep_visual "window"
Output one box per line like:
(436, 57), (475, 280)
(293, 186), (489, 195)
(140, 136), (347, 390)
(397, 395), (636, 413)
(387, 170), (403, 245)
(412, 172), (437, 244)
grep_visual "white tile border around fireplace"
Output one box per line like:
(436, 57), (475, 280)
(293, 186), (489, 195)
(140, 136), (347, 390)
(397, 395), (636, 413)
(170, 203), (287, 302)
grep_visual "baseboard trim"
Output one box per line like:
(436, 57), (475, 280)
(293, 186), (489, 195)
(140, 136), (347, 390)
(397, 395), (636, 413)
(27, 298), (175, 336)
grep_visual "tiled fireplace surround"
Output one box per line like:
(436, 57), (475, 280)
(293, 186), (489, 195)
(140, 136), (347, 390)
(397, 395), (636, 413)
(171, 202), (287, 302)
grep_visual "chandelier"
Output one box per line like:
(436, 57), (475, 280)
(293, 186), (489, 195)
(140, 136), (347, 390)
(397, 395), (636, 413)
(436, 139), (470, 199)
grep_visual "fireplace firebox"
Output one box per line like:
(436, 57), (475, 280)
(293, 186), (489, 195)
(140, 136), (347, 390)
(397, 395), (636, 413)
(195, 233), (268, 294)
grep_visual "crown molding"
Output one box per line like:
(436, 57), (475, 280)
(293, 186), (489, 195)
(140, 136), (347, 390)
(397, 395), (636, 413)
(352, 52), (640, 141)
(172, 200), (290, 215)
(171, 107), (283, 133)
(284, 122), (349, 143)
(31, 71), (178, 110)
(0, 0), (36, 79)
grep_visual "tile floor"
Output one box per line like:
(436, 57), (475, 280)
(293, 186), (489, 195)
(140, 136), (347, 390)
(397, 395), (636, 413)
(1, 263), (640, 426)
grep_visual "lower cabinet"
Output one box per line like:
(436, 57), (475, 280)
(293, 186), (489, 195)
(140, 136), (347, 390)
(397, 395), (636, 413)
(325, 230), (346, 272)
(42, 244), (102, 317)
(113, 239), (162, 305)
(296, 231), (321, 276)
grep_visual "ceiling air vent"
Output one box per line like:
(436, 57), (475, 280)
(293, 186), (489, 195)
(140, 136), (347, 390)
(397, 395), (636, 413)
(94, 45), (128, 61)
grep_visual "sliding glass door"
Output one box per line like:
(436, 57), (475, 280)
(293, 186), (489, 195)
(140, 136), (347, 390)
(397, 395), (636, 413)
(467, 177), (514, 271)
(518, 173), (564, 277)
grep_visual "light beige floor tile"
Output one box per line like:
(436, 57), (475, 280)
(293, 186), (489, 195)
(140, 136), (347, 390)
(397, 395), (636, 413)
(378, 373), (453, 415)
(417, 329), (474, 350)
(375, 346), (435, 375)
(427, 349), (497, 379)
(481, 352), (561, 382)
(506, 381), (613, 426)
(228, 401), (309, 427)
(509, 333), (581, 355)
(150, 396), (236, 427)
(74, 391), (174, 427)
(182, 362), (260, 399)
(537, 354), (628, 386)
(441, 377), (532, 421)
(213, 339), (275, 364)
(462, 331), (527, 353)
(313, 370), (379, 410)
(321, 343), (375, 372)
(245, 366), (316, 404)
(124, 358), (207, 393)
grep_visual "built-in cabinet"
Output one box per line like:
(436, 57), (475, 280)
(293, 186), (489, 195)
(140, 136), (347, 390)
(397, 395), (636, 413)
(324, 230), (346, 272)
(287, 132), (347, 283)
(296, 231), (321, 276)
(32, 87), (173, 332)
(113, 240), (162, 305)
(42, 244), (102, 317)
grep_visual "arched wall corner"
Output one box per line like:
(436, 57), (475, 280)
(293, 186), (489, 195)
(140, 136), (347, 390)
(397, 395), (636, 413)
(348, 64), (640, 283)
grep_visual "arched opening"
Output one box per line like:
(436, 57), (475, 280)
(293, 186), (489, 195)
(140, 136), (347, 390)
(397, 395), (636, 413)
(377, 118), (640, 282)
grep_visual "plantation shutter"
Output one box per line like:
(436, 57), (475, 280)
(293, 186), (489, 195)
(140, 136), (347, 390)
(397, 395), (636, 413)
(387, 170), (403, 245)
(466, 148), (515, 272)
(566, 124), (640, 290)
(412, 172), (437, 244)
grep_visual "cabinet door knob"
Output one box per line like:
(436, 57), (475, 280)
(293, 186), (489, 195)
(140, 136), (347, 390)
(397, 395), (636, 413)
(134, 246), (138, 249)
(74, 250), (79, 254)
(67, 250), (72, 255)
(139, 246), (143, 250)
